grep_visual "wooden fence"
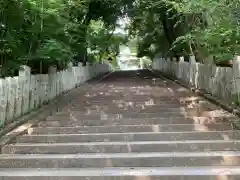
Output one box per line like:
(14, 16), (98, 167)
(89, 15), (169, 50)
(152, 56), (240, 105)
(0, 62), (110, 127)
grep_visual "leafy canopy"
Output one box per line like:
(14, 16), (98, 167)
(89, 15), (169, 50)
(0, 0), (132, 76)
(127, 0), (240, 63)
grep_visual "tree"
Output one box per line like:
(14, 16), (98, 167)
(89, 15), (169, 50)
(68, 0), (134, 65)
(127, 0), (240, 64)
(0, 0), (132, 76)
(1, 0), (75, 75)
(87, 20), (127, 68)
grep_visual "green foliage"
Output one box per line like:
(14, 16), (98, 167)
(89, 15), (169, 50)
(33, 39), (73, 70)
(0, 0), (132, 76)
(4, 0), (240, 75)
(140, 57), (152, 68)
(87, 20), (127, 63)
(36, 39), (72, 62)
(128, 0), (240, 63)
(128, 1), (172, 59)
(1, 0), (73, 75)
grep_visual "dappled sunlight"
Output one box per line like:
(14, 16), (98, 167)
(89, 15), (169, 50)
(216, 175), (230, 180)
(177, 87), (189, 93)
(69, 112), (79, 122)
(134, 176), (152, 180)
(179, 107), (188, 117)
(7, 123), (34, 136)
(64, 71), (237, 128)
(167, 87), (174, 94)
(150, 87), (175, 98)
(171, 92), (237, 130)
(55, 70), (238, 132)
(152, 125), (160, 132)
(27, 128), (34, 135)
(144, 99), (155, 106)
(193, 123), (211, 132)
(220, 155), (240, 166)
(192, 116), (217, 124)
(179, 96), (201, 105)
(221, 133), (231, 140)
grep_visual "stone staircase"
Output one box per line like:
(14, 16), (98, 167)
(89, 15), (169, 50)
(0, 70), (240, 179)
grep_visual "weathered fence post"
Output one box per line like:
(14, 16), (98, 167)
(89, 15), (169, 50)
(67, 62), (74, 89)
(29, 75), (36, 110)
(177, 56), (184, 80)
(189, 55), (196, 86)
(78, 62), (83, 84)
(19, 65), (31, 115)
(55, 72), (60, 96)
(0, 78), (7, 126)
(7, 76), (18, 122)
(232, 56), (240, 103)
(14, 76), (22, 118)
(86, 62), (90, 81)
(190, 55), (196, 64)
(75, 63), (80, 86)
(40, 74), (48, 105)
(179, 56), (184, 63)
(35, 75), (41, 108)
(48, 66), (57, 101)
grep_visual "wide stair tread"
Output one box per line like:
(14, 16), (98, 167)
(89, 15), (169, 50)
(3, 140), (240, 154)
(37, 117), (234, 126)
(1, 152), (240, 168)
(0, 167), (240, 180)
(16, 131), (240, 143)
(27, 123), (234, 134)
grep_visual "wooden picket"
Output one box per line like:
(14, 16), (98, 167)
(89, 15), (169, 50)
(6, 77), (15, 123)
(15, 77), (21, 118)
(0, 79), (7, 126)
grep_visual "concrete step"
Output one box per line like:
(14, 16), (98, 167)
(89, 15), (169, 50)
(0, 167), (240, 180)
(2, 140), (240, 154)
(1, 152), (240, 168)
(29, 123), (234, 134)
(46, 112), (190, 121)
(75, 99), (181, 104)
(81, 103), (182, 108)
(68, 102), (184, 109)
(56, 107), (229, 116)
(78, 97), (179, 101)
(79, 99), (176, 103)
(17, 131), (240, 143)
(37, 117), (232, 127)
(67, 107), (185, 114)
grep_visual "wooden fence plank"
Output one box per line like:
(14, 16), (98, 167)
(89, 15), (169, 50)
(14, 76), (23, 118)
(0, 79), (7, 127)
